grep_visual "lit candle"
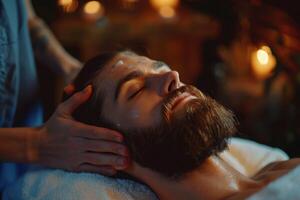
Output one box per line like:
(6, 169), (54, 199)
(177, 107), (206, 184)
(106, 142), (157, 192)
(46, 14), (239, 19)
(251, 45), (276, 79)
(150, 0), (179, 18)
(58, 0), (78, 13)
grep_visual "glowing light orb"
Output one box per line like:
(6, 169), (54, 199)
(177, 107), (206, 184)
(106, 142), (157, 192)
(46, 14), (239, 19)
(251, 46), (276, 79)
(84, 1), (102, 15)
(159, 6), (175, 18)
(150, 0), (179, 9)
(58, 0), (72, 6)
(257, 48), (269, 65)
(58, 0), (78, 13)
(150, 0), (178, 18)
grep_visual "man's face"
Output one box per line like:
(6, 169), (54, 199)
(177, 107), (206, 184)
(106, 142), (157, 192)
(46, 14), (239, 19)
(96, 52), (196, 130)
(94, 52), (236, 178)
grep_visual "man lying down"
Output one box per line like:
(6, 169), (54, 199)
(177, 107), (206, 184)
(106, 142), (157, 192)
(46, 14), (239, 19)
(4, 51), (298, 200)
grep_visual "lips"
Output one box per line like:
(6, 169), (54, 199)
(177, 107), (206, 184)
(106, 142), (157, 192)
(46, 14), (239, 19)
(170, 92), (197, 111)
(162, 85), (203, 121)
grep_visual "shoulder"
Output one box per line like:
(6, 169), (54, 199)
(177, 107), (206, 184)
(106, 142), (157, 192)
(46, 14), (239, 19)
(252, 158), (300, 184)
(266, 158), (300, 171)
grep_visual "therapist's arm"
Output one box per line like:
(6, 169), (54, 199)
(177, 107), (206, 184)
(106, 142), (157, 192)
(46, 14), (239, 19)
(0, 86), (129, 175)
(25, 0), (82, 84)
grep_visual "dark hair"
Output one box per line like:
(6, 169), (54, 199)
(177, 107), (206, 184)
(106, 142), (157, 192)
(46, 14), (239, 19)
(66, 52), (119, 126)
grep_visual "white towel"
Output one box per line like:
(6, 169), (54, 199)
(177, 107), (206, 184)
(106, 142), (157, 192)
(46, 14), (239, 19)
(2, 138), (289, 199)
(3, 169), (158, 200)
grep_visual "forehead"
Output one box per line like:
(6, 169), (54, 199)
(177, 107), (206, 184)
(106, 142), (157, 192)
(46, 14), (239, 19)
(111, 53), (151, 70)
(104, 52), (152, 78)
(94, 53), (153, 95)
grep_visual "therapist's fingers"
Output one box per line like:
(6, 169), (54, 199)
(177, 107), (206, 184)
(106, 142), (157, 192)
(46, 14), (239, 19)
(58, 85), (92, 116)
(84, 152), (129, 169)
(75, 164), (116, 175)
(72, 123), (123, 142)
(36, 84), (130, 175)
(80, 139), (128, 156)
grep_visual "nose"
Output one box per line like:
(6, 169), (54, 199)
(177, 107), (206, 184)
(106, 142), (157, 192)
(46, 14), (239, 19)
(150, 70), (181, 96)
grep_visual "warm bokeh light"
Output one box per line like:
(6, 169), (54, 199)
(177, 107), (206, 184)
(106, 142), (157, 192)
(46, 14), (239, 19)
(58, 0), (78, 13)
(124, 0), (139, 2)
(58, 0), (72, 6)
(150, 0), (179, 18)
(150, 0), (179, 9)
(84, 1), (102, 15)
(159, 6), (176, 18)
(251, 45), (276, 79)
(257, 49), (269, 65)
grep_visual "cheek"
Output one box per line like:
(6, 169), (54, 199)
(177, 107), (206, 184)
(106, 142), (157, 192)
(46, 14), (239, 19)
(123, 93), (163, 128)
(128, 108), (141, 119)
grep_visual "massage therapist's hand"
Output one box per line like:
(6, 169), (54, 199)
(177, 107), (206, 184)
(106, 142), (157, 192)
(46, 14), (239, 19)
(35, 85), (129, 175)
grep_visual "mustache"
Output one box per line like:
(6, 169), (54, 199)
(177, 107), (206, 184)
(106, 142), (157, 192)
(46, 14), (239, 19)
(161, 85), (204, 121)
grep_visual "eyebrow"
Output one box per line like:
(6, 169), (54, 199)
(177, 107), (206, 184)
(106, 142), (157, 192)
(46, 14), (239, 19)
(114, 61), (170, 101)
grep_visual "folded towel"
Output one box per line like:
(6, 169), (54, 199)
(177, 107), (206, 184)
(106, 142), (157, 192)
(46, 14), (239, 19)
(2, 138), (289, 199)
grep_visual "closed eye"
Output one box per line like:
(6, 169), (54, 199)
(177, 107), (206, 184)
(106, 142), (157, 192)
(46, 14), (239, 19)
(128, 86), (145, 100)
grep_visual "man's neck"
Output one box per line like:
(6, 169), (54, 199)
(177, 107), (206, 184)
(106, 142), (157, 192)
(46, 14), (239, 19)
(125, 156), (261, 200)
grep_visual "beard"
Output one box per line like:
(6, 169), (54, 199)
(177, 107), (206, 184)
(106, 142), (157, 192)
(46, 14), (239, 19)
(123, 85), (237, 179)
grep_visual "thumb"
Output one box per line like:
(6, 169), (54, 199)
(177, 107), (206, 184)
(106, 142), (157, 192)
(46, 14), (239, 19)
(59, 85), (92, 116)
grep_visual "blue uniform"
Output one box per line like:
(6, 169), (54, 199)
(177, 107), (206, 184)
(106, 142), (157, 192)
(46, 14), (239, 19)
(0, 0), (43, 191)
